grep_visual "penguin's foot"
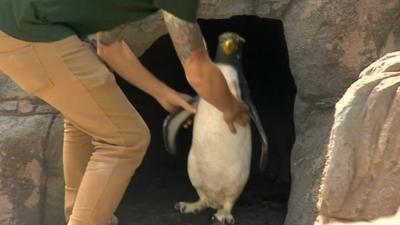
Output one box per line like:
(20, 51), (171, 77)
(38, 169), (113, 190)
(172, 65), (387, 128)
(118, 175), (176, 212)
(175, 201), (207, 214)
(212, 211), (235, 225)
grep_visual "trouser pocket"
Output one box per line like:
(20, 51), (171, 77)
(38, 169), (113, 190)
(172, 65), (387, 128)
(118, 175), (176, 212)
(0, 32), (54, 94)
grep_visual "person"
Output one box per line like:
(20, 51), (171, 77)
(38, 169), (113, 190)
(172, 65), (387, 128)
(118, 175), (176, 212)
(0, 0), (250, 225)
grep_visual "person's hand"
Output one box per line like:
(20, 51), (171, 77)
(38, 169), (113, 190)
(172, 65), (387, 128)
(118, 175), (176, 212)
(156, 88), (197, 113)
(222, 98), (250, 134)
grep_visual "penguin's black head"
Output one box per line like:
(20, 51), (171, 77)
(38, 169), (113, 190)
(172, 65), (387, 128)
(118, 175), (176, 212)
(218, 32), (246, 56)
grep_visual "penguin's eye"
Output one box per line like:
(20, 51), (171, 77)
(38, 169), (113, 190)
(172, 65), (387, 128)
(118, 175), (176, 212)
(223, 39), (236, 55)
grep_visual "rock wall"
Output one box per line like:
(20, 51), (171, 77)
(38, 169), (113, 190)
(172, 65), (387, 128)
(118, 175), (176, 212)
(0, 76), (64, 225)
(284, 1), (400, 224)
(0, 0), (399, 225)
(317, 52), (400, 223)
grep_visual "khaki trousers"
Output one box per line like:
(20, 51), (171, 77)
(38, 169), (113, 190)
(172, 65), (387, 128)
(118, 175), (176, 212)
(0, 31), (150, 225)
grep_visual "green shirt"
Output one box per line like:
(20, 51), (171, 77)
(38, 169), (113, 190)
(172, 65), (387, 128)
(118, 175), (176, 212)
(0, 0), (199, 42)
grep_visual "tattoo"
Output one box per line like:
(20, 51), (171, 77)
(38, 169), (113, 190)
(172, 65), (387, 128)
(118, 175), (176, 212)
(97, 25), (126, 46)
(162, 10), (207, 64)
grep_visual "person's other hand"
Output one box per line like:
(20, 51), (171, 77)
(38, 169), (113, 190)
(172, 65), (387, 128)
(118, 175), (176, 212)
(156, 88), (197, 114)
(222, 98), (250, 134)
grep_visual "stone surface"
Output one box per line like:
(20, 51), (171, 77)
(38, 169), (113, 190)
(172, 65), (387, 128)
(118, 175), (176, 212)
(283, 1), (400, 224)
(43, 177), (65, 225)
(0, 194), (14, 225)
(381, 15), (400, 56)
(34, 103), (58, 114)
(18, 100), (34, 114)
(197, 0), (254, 18)
(0, 101), (18, 112)
(45, 115), (64, 177)
(0, 76), (30, 100)
(0, 115), (54, 225)
(317, 52), (400, 222)
(284, 0), (400, 101)
(43, 114), (65, 225)
(284, 97), (335, 225)
(316, 209), (400, 225)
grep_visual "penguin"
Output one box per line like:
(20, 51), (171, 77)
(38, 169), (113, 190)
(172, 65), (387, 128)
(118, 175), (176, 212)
(163, 32), (268, 224)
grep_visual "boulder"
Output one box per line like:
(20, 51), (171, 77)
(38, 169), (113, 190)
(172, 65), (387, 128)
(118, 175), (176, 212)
(317, 52), (400, 222)
(0, 114), (54, 225)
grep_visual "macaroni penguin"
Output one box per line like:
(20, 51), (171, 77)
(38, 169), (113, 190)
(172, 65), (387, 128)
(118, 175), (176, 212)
(163, 32), (268, 224)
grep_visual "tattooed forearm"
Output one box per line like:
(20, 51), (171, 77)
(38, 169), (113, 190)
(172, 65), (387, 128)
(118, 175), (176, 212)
(162, 10), (206, 64)
(97, 25), (126, 46)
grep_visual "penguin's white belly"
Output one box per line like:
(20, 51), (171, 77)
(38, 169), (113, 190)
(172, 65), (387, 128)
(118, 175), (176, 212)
(188, 98), (251, 207)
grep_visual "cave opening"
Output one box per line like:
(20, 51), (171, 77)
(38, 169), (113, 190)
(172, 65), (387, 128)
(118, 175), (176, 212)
(114, 15), (296, 225)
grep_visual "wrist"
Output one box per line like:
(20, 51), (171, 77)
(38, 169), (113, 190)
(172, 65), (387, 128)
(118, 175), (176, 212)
(152, 84), (171, 101)
(221, 94), (238, 115)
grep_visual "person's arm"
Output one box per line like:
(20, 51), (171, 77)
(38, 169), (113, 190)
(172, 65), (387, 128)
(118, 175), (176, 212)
(162, 10), (249, 133)
(96, 26), (195, 113)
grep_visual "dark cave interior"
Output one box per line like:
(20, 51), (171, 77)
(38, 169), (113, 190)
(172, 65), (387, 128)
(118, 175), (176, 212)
(114, 16), (297, 225)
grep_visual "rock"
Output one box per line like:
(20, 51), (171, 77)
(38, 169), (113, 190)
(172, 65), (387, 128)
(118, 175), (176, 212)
(380, 16), (400, 56)
(285, 96), (335, 225)
(0, 76), (31, 100)
(0, 194), (14, 225)
(284, 0), (400, 101)
(45, 114), (64, 177)
(18, 100), (34, 114)
(0, 101), (18, 112)
(316, 208), (400, 225)
(0, 115), (53, 225)
(254, 0), (291, 18)
(283, 1), (400, 224)
(197, 0), (254, 18)
(42, 114), (64, 225)
(317, 52), (400, 222)
(34, 104), (58, 114)
(43, 177), (65, 225)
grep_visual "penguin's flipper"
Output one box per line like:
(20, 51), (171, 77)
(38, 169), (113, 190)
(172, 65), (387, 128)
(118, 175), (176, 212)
(248, 101), (268, 171)
(237, 71), (269, 171)
(163, 96), (199, 155)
